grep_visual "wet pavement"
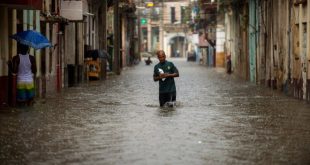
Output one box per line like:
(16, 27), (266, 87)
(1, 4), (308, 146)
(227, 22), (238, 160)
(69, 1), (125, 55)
(1, 58), (310, 165)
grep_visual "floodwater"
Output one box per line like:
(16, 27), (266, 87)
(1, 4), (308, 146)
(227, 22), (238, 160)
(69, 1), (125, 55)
(1, 58), (310, 165)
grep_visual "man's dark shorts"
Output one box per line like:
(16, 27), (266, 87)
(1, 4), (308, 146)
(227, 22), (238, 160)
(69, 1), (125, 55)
(159, 92), (176, 107)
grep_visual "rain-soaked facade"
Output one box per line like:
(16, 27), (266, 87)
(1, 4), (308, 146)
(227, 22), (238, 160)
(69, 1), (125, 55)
(0, 0), (137, 107)
(221, 0), (310, 101)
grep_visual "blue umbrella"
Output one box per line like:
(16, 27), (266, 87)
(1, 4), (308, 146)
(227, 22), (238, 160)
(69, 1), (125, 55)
(10, 30), (52, 50)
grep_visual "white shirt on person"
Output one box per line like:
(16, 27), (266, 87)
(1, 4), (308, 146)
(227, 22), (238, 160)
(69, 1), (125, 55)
(17, 54), (34, 83)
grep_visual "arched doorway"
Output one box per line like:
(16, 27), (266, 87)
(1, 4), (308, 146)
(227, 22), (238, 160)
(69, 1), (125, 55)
(169, 36), (186, 57)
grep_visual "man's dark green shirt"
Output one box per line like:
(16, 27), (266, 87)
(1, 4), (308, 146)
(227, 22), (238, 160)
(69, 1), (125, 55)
(153, 61), (179, 93)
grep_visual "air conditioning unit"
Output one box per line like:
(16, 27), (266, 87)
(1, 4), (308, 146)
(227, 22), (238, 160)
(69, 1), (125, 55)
(60, 0), (86, 20)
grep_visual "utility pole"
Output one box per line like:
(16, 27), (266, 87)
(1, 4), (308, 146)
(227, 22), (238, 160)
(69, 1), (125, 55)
(113, 0), (121, 75)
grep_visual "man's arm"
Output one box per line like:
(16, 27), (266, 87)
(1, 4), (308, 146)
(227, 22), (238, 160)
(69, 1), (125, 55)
(153, 66), (159, 81)
(154, 65), (179, 80)
(165, 72), (179, 78)
(12, 55), (19, 75)
(154, 74), (168, 81)
(154, 70), (179, 79)
(29, 55), (37, 74)
(153, 75), (160, 81)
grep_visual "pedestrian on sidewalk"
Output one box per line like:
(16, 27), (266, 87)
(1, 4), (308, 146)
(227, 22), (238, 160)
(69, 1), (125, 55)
(153, 50), (179, 107)
(12, 43), (37, 106)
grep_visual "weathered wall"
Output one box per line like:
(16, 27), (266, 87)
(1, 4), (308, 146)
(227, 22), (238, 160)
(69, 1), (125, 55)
(224, 0), (310, 100)
(230, 1), (249, 80)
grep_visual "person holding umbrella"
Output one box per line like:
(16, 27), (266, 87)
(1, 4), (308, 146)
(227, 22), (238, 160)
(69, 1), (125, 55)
(10, 30), (52, 106)
(12, 43), (37, 106)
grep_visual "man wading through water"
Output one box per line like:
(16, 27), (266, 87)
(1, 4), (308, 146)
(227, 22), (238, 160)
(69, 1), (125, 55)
(153, 50), (179, 107)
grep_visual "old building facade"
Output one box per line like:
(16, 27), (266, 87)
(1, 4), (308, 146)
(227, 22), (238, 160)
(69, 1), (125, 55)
(222, 0), (310, 101)
(0, 0), (136, 107)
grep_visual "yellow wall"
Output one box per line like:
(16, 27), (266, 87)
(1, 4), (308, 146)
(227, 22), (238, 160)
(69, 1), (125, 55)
(216, 52), (225, 68)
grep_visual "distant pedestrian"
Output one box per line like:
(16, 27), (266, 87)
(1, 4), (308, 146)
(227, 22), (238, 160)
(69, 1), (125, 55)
(153, 50), (179, 107)
(176, 50), (180, 57)
(226, 54), (232, 74)
(145, 57), (152, 65)
(12, 44), (37, 106)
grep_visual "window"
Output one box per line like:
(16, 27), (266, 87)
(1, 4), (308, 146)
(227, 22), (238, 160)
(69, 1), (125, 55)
(171, 7), (175, 23)
(181, 6), (186, 24)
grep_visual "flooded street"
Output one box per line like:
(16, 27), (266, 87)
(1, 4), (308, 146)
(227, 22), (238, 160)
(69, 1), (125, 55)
(1, 58), (310, 164)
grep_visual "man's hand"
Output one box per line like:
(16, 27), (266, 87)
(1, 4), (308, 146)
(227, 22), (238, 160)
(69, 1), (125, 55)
(154, 73), (178, 81)
(159, 73), (168, 78)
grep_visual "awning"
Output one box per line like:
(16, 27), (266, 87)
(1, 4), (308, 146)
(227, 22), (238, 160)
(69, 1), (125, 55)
(41, 12), (69, 23)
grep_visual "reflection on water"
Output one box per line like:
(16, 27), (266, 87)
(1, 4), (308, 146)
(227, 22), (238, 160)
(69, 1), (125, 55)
(1, 59), (310, 164)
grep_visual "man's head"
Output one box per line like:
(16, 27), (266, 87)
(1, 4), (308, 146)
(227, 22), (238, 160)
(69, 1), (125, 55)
(18, 44), (29, 55)
(156, 50), (166, 63)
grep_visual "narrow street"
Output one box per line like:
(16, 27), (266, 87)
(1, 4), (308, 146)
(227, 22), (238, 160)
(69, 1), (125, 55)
(1, 58), (310, 164)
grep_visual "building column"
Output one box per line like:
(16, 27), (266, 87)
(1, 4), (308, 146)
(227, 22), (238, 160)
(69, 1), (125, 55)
(113, 0), (121, 75)
(0, 7), (9, 77)
(159, 26), (163, 50)
(299, 3), (306, 99)
(306, 0), (310, 100)
(147, 18), (152, 52)
(98, 1), (107, 80)
(0, 7), (9, 106)
(11, 10), (17, 58)
(35, 11), (41, 77)
(307, 0), (310, 74)
(159, 1), (164, 50)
